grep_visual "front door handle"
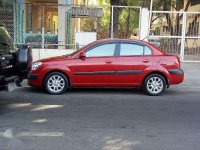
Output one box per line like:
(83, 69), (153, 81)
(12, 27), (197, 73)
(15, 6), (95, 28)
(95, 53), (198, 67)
(105, 60), (112, 64)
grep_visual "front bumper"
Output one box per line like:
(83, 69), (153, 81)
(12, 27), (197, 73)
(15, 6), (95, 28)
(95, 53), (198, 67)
(28, 74), (42, 87)
(28, 74), (39, 80)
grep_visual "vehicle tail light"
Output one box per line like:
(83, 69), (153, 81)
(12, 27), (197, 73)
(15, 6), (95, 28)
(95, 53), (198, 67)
(176, 56), (181, 68)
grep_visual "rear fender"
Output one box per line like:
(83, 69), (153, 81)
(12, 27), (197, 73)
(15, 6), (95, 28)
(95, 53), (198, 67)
(142, 65), (170, 85)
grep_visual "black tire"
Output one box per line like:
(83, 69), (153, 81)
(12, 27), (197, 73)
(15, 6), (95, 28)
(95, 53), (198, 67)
(143, 74), (166, 96)
(16, 45), (32, 77)
(44, 72), (68, 95)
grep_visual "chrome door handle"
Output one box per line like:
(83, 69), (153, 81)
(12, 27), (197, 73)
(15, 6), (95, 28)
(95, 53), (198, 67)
(105, 60), (112, 63)
(142, 60), (149, 63)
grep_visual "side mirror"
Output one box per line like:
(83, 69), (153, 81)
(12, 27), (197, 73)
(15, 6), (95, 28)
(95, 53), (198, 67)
(79, 52), (86, 59)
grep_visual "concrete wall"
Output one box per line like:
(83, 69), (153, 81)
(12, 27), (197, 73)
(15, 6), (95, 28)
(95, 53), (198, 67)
(32, 49), (75, 62)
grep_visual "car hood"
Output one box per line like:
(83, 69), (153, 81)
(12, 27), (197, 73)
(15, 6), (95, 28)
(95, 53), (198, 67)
(39, 56), (68, 63)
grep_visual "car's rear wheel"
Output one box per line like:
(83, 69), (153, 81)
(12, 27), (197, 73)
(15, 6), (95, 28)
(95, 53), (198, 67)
(143, 74), (166, 96)
(44, 72), (68, 95)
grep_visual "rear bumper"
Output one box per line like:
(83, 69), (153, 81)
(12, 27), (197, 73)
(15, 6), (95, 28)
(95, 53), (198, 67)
(168, 69), (184, 84)
(168, 69), (184, 75)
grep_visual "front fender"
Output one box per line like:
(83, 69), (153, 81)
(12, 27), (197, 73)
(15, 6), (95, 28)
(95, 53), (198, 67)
(29, 64), (73, 86)
(40, 65), (73, 81)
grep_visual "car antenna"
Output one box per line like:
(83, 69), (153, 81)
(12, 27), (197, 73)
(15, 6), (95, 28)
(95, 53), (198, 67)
(142, 36), (149, 41)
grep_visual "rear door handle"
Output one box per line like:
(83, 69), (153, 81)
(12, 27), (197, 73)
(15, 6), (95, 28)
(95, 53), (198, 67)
(142, 60), (149, 63)
(105, 60), (112, 64)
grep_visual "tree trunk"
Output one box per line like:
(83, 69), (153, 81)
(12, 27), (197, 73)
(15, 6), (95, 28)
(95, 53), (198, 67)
(125, 8), (131, 38)
(163, 0), (174, 35)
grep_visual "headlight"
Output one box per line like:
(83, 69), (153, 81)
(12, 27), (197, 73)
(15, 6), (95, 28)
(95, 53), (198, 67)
(31, 62), (42, 70)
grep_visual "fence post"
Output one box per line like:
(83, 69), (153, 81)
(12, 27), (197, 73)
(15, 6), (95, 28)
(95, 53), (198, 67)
(138, 7), (142, 40)
(111, 6), (114, 39)
(139, 8), (149, 41)
(180, 12), (186, 62)
(42, 4), (45, 49)
(58, 0), (66, 49)
(42, 27), (45, 49)
(13, 3), (16, 45)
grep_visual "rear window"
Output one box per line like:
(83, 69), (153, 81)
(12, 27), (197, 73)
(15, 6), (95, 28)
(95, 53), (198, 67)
(144, 46), (152, 55)
(120, 43), (152, 56)
(120, 43), (143, 56)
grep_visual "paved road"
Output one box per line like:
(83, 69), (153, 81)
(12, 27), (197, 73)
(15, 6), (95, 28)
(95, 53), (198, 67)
(0, 63), (200, 150)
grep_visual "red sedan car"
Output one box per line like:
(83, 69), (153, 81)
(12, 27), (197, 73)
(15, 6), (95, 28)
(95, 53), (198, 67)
(28, 39), (184, 96)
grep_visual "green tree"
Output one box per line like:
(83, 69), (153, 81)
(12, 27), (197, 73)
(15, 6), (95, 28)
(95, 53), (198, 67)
(150, 0), (194, 54)
(151, 0), (191, 36)
(97, 0), (143, 38)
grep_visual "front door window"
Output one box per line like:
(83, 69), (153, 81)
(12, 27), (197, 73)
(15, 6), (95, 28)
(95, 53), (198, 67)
(86, 43), (116, 57)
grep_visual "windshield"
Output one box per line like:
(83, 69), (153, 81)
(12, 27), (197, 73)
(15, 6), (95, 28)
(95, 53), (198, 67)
(65, 41), (97, 57)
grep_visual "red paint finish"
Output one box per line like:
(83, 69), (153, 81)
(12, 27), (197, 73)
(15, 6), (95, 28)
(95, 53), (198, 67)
(72, 56), (117, 86)
(115, 55), (153, 86)
(28, 39), (184, 88)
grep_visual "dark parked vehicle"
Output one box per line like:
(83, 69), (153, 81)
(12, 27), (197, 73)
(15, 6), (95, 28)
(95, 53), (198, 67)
(0, 26), (32, 91)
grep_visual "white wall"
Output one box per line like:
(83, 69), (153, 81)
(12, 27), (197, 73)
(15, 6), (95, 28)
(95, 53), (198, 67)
(32, 49), (75, 62)
(75, 32), (96, 48)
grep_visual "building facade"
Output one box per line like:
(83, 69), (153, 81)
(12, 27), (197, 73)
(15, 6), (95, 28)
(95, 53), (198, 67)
(0, 0), (102, 48)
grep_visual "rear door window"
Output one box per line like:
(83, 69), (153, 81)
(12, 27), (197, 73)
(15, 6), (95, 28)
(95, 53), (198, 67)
(120, 43), (152, 56)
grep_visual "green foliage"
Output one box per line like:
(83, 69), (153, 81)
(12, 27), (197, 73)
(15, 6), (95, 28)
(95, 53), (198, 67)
(97, 0), (110, 5)
(81, 18), (95, 32)
(96, 6), (111, 39)
(127, 0), (142, 6)
(116, 7), (140, 38)
(152, 0), (181, 11)
(96, 0), (141, 38)
(0, 27), (13, 50)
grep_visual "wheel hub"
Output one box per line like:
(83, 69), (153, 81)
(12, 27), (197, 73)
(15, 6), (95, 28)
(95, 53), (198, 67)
(47, 75), (65, 93)
(147, 77), (164, 94)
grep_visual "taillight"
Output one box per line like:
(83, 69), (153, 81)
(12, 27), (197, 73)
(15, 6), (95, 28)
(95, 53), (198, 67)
(176, 56), (181, 68)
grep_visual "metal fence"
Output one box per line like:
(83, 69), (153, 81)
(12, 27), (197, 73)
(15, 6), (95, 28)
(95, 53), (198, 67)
(1, 2), (200, 62)
(149, 11), (200, 62)
(0, 3), (141, 49)
(0, 2), (14, 38)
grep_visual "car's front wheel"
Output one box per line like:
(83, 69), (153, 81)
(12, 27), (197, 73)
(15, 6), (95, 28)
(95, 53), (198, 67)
(44, 72), (68, 95)
(143, 74), (166, 96)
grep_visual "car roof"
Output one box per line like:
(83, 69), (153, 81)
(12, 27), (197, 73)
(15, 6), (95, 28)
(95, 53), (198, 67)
(89, 38), (165, 55)
(93, 38), (147, 45)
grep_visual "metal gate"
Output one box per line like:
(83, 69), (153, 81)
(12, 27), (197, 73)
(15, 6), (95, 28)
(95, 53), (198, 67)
(67, 5), (141, 48)
(148, 11), (200, 62)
